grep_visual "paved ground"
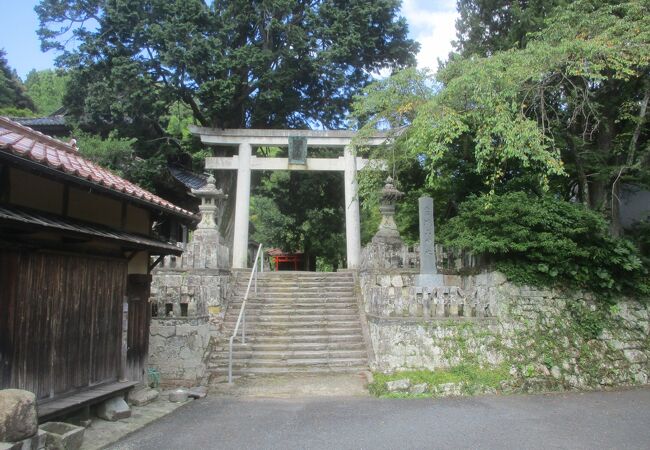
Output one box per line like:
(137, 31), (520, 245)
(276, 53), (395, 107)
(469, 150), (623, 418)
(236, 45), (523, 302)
(210, 373), (370, 398)
(80, 393), (191, 450)
(108, 387), (650, 450)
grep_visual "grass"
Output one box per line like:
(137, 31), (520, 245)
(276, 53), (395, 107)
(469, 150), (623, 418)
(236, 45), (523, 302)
(369, 364), (510, 398)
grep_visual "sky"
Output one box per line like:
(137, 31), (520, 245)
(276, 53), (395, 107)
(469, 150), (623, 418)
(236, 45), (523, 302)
(0, 0), (459, 80)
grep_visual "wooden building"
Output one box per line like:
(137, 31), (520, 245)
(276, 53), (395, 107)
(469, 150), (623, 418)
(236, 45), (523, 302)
(0, 117), (197, 420)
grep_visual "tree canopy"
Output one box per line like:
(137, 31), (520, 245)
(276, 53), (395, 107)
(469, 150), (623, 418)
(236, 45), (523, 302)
(355, 0), (649, 230)
(37, 0), (418, 131)
(454, 0), (567, 56)
(0, 50), (35, 116)
(24, 69), (69, 115)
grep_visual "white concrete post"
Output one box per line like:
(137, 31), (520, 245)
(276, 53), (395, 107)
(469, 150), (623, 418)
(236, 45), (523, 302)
(344, 145), (361, 269)
(232, 143), (252, 268)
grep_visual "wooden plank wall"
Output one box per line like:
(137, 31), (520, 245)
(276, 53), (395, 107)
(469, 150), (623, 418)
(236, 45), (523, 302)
(126, 274), (152, 383)
(0, 250), (127, 401)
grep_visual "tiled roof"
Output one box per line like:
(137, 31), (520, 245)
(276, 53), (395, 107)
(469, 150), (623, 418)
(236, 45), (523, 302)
(168, 165), (208, 190)
(12, 116), (67, 127)
(0, 117), (196, 219)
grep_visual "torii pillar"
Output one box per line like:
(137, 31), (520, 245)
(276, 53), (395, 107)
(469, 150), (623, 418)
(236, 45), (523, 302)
(189, 127), (387, 270)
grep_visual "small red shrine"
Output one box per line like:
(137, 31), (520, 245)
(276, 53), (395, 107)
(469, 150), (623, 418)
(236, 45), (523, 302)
(267, 248), (304, 271)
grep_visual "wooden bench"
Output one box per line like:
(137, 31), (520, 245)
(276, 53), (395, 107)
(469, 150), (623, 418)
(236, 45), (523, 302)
(37, 381), (139, 423)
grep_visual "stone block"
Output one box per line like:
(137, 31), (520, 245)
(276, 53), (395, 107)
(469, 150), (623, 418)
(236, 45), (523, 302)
(390, 275), (403, 288)
(165, 275), (183, 287)
(127, 388), (159, 407)
(0, 429), (46, 450)
(96, 397), (131, 422)
(386, 379), (411, 392)
(623, 349), (647, 364)
(188, 386), (208, 399)
(0, 389), (38, 442)
(168, 389), (189, 403)
(175, 324), (195, 337)
(415, 274), (444, 287)
(378, 276), (391, 288)
(150, 324), (176, 338)
(410, 383), (428, 394)
(40, 422), (84, 450)
(433, 382), (463, 397)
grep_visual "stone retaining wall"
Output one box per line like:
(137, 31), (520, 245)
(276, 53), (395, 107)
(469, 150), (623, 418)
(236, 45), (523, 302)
(362, 270), (650, 391)
(148, 319), (218, 387)
(361, 272), (495, 318)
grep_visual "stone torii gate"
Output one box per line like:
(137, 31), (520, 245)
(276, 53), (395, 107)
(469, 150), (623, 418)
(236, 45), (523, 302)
(189, 127), (386, 269)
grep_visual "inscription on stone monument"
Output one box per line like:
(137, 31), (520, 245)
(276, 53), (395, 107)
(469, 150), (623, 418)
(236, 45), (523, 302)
(419, 197), (436, 274)
(416, 196), (443, 286)
(288, 136), (308, 164)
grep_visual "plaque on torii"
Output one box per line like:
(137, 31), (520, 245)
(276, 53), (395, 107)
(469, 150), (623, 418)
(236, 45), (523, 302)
(288, 136), (308, 165)
(189, 127), (387, 269)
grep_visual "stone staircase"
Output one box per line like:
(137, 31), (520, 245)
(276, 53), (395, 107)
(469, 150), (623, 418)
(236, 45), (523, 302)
(208, 271), (369, 379)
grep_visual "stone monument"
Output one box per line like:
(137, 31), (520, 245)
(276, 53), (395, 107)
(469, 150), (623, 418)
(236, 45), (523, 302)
(416, 196), (444, 286)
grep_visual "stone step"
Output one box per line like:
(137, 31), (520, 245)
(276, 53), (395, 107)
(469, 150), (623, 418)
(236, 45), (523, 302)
(210, 366), (366, 376)
(219, 327), (364, 337)
(212, 349), (368, 360)
(228, 300), (358, 307)
(240, 274), (353, 281)
(227, 302), (359, 309)
(230, 295), (359, 301)
(211, 341), (366, 352)
(231, 292), (356, 299)
(223, 313), (360, 321)
(232, 285), (354, 297)
(234, 278), (354, 287)
(235, 282), (354, 288)
(225, 306), (358, 314)
(222, 316), (360, 325)
(210, 270), (365, 378)
(222, 319), (362, 328)
(255, 271), (352, 275)
(209, 357), (368, 369)
(237, 285), (354, 290)
(224, 334), (365, 344)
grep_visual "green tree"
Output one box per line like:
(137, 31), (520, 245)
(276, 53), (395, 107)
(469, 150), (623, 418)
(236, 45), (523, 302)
(438, 192), (648, 297)
(36, 0), (417, 130)
(24, 69), (69, 115)
(454, 0), (566, 56)
(355, 0), (650, 236)
(0, 50), (35, 115)
(36, 0), (418, 246)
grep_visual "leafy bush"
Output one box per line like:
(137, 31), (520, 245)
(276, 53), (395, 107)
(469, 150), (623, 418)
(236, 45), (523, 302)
(438, 192), (649, 297)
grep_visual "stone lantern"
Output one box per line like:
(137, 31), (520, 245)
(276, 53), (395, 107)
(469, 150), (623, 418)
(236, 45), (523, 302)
(372, 176), (404, 245)
(191, 174), (227, 231)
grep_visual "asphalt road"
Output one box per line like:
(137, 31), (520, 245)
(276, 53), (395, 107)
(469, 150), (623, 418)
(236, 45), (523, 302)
(109, 388), (650, 450)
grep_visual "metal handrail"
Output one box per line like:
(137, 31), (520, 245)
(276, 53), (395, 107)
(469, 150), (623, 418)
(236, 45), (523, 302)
(228, 243), (264, 383)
